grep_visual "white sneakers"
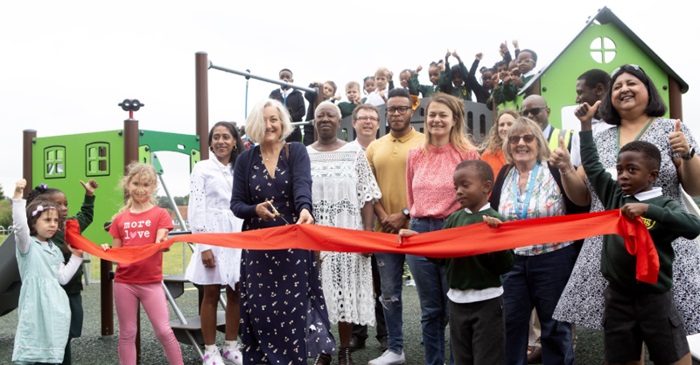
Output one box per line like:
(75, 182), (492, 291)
(368, 349), (405, 365)
(222, 345), (243, 365)
(203, 345), (243, 365)
(203, 349), (225, 365)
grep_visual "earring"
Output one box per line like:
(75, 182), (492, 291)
(233, 145), (238, 151)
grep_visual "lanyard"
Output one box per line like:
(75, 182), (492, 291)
(616, 117), (654, 155)
(513, 162), (540, 219)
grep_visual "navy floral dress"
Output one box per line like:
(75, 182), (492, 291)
(231, 142), (335, 365)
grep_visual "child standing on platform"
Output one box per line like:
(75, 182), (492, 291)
(399, 160), (514, 364)
(338, 81), (362, 119)
(11, 178), (84, 364)
(26, 180), (98, 365)
(101, 163), (184, 365)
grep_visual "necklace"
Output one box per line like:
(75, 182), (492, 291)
(261, 144), (281, 162)
(616, 117), (654, 154)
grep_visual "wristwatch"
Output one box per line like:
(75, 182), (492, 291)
(402, 208), (410, 219)
(682, 147), (695, 160)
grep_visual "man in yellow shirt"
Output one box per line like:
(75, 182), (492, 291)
(366, 88), (425, 365)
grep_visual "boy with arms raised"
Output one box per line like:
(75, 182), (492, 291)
(400, 160), (514, 364)
(574, 101), (700, 365)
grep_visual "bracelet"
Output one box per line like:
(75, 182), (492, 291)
(560, 167), (575, 175)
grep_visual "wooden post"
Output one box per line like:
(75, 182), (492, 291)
(196, 52), (209, 160)
(122, 117), (141, 361)
(22, 130), (37, 199)
(668, 76), (683, 121)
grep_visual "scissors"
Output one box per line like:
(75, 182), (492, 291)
(265, 199), (290, 225)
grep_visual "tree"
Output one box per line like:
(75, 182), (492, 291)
(0, 184), (5, 200)
(174, 195), (189, 206)
(157, 195), (189, 209)
(0, 199), (11, 230)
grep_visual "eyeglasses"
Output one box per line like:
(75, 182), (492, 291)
(508, 134), (536, 144)
(356, 115), (379, 122)
(521, 107), (546, 116)
(386, 106), (412, 115)
(611, 64), (645, 79)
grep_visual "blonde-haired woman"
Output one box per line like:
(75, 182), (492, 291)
(231, 98), (335, 365)
(405, 93), (479, 365)
(489, 117), (585, 365)
(480, 109), (519, 176)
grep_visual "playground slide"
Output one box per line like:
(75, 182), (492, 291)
(0, 233), (21, 316)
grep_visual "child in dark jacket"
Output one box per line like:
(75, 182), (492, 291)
(575, 101), (700, 365)
(400, 160), (514, 364)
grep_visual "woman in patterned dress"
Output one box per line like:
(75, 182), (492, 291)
(230, 99), (335, 365)
(307, 101), (381, 365)
(405, 93), (480, 365)
(185, 121), (245, 365)
(554, 65), (700, 345)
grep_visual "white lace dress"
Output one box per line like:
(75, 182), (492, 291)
(308, 143), (382, 325)
(185, 158), (243, 287)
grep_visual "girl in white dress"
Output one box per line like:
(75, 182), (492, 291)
(185, 121), (245, 365)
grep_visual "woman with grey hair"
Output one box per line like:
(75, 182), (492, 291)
(231, 98), (335, 365)
(489, 117), (586, 365)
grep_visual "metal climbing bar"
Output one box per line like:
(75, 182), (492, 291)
(208, 62), (316, 93)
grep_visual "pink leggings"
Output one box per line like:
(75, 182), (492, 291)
(114, 282), (184, 365)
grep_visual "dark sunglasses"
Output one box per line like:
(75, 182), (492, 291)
(611, 64), (645, 79)
(508, 134), (536, 144)
(521, 107), (545, 116)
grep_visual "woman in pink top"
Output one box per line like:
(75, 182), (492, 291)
(405, 93), (479, 365)
(480, 109), (519, 177)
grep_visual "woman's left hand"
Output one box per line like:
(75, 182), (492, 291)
(669, 120), (691, 156)
(297, 208), (314, 225)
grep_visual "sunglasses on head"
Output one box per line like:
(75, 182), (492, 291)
(521, 107), (545, 116)
(611, 64), (645, 79)
(508, 134), (536, 144)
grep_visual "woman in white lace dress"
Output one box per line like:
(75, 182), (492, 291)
(307, 101), (381, 365)
(185, 121), (245, 365)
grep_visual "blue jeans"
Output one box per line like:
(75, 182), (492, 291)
(375, 252), (406, 353)
(406, 217), (453, 365)
(503, 245), (577, 365)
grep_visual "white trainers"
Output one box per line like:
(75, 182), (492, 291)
(203, 348), (225, 365)
(222, 345), (243, 365)
(368, 349), (405, 365)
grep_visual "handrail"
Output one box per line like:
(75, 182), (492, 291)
(208, 61), (317, 94)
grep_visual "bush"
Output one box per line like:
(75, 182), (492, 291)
(0, 199), (11, 230)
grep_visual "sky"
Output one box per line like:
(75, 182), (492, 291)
(1, 0), (698, 199)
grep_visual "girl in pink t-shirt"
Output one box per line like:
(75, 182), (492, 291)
(102, 163), (183, 365)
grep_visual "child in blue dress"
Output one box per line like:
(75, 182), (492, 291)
(11, 178), (84, 364)
(26, 180), (98, 365)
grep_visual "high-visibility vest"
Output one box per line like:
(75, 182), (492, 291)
(547, 127), (574, 153)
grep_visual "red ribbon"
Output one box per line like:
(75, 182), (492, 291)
(66, 209), (659, 283)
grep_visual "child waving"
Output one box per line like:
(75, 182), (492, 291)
(11, 178), (84, 364)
